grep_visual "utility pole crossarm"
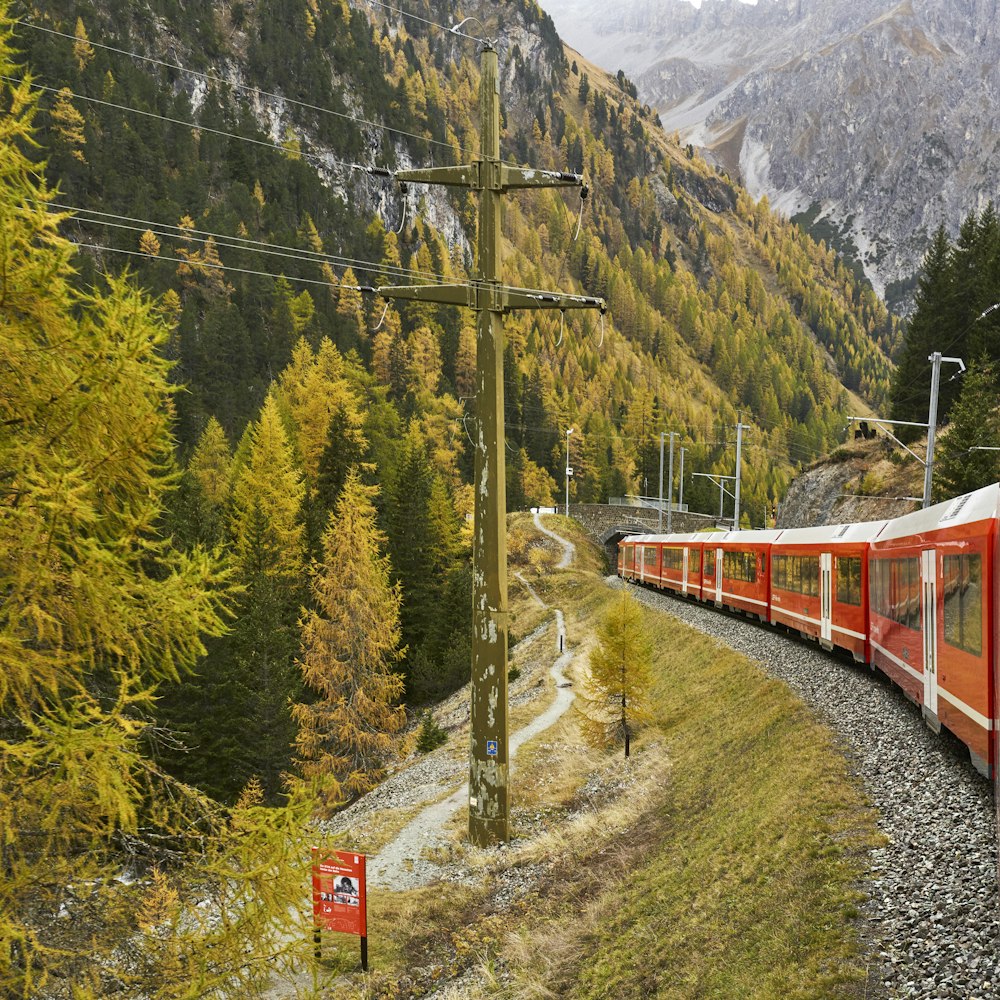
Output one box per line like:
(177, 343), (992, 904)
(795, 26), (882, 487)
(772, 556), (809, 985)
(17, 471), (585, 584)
(500, 166), (586, 191)
(501, 289), (604, 313)
(394, 164), (479, 188)
(377, 283), (605, 315)
(376, 283), (473, 307)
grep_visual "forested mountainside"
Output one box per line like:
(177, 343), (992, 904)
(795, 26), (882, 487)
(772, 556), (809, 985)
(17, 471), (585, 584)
(9, 0), (897, 801)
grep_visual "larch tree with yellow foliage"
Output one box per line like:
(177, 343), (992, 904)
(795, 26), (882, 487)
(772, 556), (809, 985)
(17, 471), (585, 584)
(294, 469), (406, 816)
(0, 17), (322, 996)
(579, 590), (654, 758)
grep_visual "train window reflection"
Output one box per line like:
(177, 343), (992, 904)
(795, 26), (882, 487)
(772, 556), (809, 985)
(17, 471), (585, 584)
(943, 553), (982, 656)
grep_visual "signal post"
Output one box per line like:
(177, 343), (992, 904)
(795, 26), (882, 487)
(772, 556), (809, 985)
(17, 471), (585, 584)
(379, 44), (604, 846)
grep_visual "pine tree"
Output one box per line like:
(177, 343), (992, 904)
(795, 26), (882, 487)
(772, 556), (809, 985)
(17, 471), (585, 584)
(890, 227), (954, 437)
(579, 591), (654, 757)
(294, 470), (406, 815)
(933, 357), (1000, 501)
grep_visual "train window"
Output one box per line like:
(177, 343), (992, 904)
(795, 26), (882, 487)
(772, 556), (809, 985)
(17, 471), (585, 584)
(772, 554), (786, 590)
(704, 550), (715, 575)
(789, 555), (801, 592)
(723, 550), (757, 583)
(872, 556), (921, 630)
(835, 557), (862, 606)
(943, 554), (982, 656)
(644, 546), (657, 568)
(689, 548), (702, 575)
(802, 556), (819, 597)
(662, 547), (683, 571)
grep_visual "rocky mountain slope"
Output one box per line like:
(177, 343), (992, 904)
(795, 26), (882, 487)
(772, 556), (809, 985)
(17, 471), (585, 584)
(542, 0), (1000, 310)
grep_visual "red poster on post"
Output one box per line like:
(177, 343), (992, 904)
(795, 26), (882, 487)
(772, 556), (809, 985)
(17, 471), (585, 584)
(311, 848), (367, 938)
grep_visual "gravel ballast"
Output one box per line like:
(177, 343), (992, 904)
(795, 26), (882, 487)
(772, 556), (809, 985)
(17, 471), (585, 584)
(612, 577), (999, 1000)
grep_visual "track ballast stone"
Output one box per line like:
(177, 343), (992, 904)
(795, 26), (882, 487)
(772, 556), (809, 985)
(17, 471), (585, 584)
(610, 577), (999, 1000)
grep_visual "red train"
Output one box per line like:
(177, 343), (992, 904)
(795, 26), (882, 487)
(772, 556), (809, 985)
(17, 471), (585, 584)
(618, 483), (1000, 780)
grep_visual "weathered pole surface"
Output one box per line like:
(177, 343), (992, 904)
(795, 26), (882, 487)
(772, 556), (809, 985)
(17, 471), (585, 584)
(468, 46), (509, 846)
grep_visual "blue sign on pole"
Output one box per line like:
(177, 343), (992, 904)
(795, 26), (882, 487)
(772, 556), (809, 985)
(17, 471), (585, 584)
(486, 740), (498, 757)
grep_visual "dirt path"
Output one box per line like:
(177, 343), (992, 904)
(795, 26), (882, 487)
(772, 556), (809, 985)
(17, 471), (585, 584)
(367, 518), (577, 890)
(533, 511), (575, 569)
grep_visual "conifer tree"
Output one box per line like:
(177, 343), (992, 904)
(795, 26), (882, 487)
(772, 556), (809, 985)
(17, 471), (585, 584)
(933, 357), (1000, 501)
(580, 591), (654, 757)
(294, 470), (406, 816)
(72, 16), (94, 70)
(0, 30), (319, 994)
(336, 265), (366, 349)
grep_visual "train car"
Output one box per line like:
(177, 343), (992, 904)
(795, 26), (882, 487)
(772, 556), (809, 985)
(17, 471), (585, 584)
(622, 534), (662, 586)
(770, 521), (888, 661)
(618, 534), (643, 581)
(699, 529), (783, 619)
(868, 485), (998, 777)
(655, 532), (707, 599)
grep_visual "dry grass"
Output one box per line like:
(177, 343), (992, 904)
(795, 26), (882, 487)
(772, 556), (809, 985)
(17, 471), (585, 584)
(321, 521), (879, 999)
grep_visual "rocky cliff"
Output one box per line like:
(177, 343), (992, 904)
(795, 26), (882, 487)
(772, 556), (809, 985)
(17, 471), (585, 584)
(543, 0), (1000, 310)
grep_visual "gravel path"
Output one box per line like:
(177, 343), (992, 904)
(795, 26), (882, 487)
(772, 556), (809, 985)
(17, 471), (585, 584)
(614, 577), (1000, 1000)
(364, 528), (578, 891)
(534, 511), (576, 569)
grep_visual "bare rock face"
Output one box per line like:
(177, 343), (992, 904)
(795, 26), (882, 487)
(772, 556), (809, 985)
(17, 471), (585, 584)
(543, 0), (1000, 309)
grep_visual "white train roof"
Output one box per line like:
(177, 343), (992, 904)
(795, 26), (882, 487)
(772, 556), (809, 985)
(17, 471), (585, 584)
(774, 521), (889, 545)
(702, 528), (785, 544)
(875, 483), (1000, 542)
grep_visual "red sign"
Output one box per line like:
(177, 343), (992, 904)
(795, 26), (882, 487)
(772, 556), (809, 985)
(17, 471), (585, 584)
(311, 848), (367, 938)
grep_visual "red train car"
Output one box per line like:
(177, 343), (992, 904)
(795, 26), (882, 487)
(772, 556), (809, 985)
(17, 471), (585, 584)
(869, 485), (998, 776)
(699, 529), (782, 619)
(770, 522), (887, 661)
(652, 533), (706, 599)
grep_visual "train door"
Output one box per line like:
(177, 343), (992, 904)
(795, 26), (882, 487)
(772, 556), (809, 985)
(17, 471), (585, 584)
(820, 552), (833, 645)
(921, 549), (940, 727)
(715, 547), (723, 604)
(682, 548), (689, 594)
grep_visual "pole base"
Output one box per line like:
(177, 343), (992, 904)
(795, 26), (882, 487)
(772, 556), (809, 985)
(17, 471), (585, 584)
(469, 813), (510, 848)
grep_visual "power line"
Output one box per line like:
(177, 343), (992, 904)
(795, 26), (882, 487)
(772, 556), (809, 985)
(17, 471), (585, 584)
(0, 74), (391, 178)
(66, 239), (378, 292)
(49, 200), (456, 286)
(364, 0), (486, 42)
(13, 17), (478, 161)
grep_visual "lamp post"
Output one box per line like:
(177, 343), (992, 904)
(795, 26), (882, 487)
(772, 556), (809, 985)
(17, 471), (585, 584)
(565, 427), (574, 517)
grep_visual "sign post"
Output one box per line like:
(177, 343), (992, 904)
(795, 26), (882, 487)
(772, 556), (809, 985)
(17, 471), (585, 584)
(311, 848), (368, 971)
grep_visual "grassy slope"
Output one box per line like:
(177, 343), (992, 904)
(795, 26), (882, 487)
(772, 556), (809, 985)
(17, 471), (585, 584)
(327, 519), (880, 998)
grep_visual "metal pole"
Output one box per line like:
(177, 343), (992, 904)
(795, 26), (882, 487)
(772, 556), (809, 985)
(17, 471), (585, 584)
(923, 352), (942, 508)
(565, 428), (573, 517)
(678, 447), (686, 514)
(734, 419), (744, 529)
(468, 46), (508, 847)
(667, 432), (676, 533)
(658, 432), (665, 532)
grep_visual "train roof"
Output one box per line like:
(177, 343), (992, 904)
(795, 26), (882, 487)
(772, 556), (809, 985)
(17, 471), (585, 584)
(875, 483), (1000, 542)
(703, 528), (785, 545)
(623, 531), (722, 545)
(774, 521), (889, 545)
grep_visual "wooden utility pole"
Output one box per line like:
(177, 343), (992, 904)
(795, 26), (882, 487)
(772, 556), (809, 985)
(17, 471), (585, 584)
(378, 44), (604, 847)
